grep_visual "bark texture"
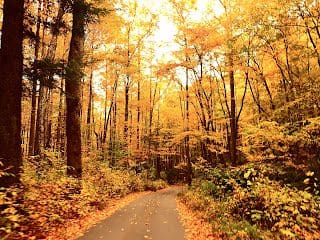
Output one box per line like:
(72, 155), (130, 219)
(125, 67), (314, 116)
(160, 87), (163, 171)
(65, 0), (85, 178)
(0, 0), (24, 186)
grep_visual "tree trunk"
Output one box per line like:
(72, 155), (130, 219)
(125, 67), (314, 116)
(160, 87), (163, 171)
(45, 89), (53, 149)
(137, 79), (141, 151)
(34, 86), (46, 155)
(34, 0), (50, 155)
(0, 0), (24, 187)
(185, 66), (192, 186)
(44, 0), (67, 151)
(46, 0), (67, 60)
(124, 81), (129, 146)
(86, 68), (93, 149)
(136, 52), (141, 151)
(65, 0), (85, 178)
(28, 79), (38, 156)
(102, 65), (108, 146)
(28, 0), (43, 156)
(56, 79), (64, 153)
(229, 54), (237, 165)
(156, 105), (161, 179)
(111, 92), (117, 165)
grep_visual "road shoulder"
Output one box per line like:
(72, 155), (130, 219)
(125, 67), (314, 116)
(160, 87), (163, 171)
(47, 191), (151, 240)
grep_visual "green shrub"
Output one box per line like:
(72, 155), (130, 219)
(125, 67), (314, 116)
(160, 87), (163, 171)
(144, 179), (168, 191)
(180, 162), (320, 239)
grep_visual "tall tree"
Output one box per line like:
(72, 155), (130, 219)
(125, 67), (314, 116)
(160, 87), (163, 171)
(0, 0), (24, 186)
(65, 0), (86, 178)
(28, 0), (42, 156)
(228, 52), (237, 164)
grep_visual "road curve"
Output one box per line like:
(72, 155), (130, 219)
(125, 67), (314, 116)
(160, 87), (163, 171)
(78, 186), (185, 240)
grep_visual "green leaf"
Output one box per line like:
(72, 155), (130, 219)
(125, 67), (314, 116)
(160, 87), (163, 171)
(244, 170), (251, 179)
(280, 229), (295, 238)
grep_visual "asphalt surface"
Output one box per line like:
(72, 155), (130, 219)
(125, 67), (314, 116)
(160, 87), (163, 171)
(78, 187), (185, 240)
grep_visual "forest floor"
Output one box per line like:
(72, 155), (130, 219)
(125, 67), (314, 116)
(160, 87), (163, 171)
(76, 186), (185, 240)
(176, 197), (217, 240)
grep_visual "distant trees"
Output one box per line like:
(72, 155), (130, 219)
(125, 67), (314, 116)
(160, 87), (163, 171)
(0, 0), (24, 186)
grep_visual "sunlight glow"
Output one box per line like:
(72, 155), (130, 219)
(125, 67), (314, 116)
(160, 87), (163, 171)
(135, 0), (224, 62)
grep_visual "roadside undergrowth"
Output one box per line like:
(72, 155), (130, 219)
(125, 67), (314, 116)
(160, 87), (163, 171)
(178, 161), (320, 240)
(176, 194), (218, 240)
(0, 151), (167, 239)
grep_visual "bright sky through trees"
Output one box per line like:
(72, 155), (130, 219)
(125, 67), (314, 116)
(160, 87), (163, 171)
(139, 0), (224, 62)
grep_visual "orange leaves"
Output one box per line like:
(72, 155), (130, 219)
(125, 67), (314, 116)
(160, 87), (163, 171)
(176, 198), (217, 240)
(184, 24), (223, 53)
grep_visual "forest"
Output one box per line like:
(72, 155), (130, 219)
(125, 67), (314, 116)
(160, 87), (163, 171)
(0, 0), (320, 239)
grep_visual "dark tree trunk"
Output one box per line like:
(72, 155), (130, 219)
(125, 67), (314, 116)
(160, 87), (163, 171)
(229, 54), (237, 165)
(136, 52), (141, 151)
(28, 0), (42, 156)
(65, 0), (85, 178)
(102, 66), (108, 145)
(137, 79), (141, 150)
(86, 68), (93, 148)
(45, 89), (53, 149)
(111, 93), (117, 166)
(185, 67), (192, 186)
(156, 105), (161, 179)
(46, 0), (67, 60)
(56, 79), (64, 153)
(0, 0), (24, 187)
(110, 77), (118, 166)
(124, 81), (129, 146)
(34, 86), (45, 155)
(43, 0), (67, 151)
(34, 0), (50, 155)
(28, 79), (38, 156)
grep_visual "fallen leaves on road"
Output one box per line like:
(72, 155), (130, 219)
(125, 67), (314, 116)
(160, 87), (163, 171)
(176, 198), (217, 240)
(47, 191), (150, 240)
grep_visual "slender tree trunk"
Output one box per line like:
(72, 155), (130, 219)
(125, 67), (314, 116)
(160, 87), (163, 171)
(136, 52), (141, 151)
(28, 0), (43, 156)
(124, 30), (130, 148)
(56, 79), (64, 153)
(29, 80), (38, 156)
(111, 93), (117, 165)
(149, 76), (152, 159)
(229, 54), (237, 165)
(34, 86), (45, 155)
(34, 0), (50, 154)
(0, 0), (24, 187)
(155, 104), (161, 179)
(45, 0), (67, 152)
(137, 78), (141, 151)
(86, 68), (93, 149)
(45, 89), (53, 149)
(103, 67), (108, 145)
(185, 66), (192, 186)
(65, 0), (85, 178)
(46, 0), (67, 60)
(35, 0), (66, 154)
(129, 106), (133, 150)
(124, 81), (130, 146)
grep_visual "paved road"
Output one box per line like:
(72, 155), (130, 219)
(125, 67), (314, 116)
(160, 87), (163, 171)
(78, 187), (185, 240)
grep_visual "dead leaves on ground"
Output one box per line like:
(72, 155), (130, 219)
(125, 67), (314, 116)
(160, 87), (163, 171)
(47, 191), (150, 240)
(176, 198), (220, 240)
